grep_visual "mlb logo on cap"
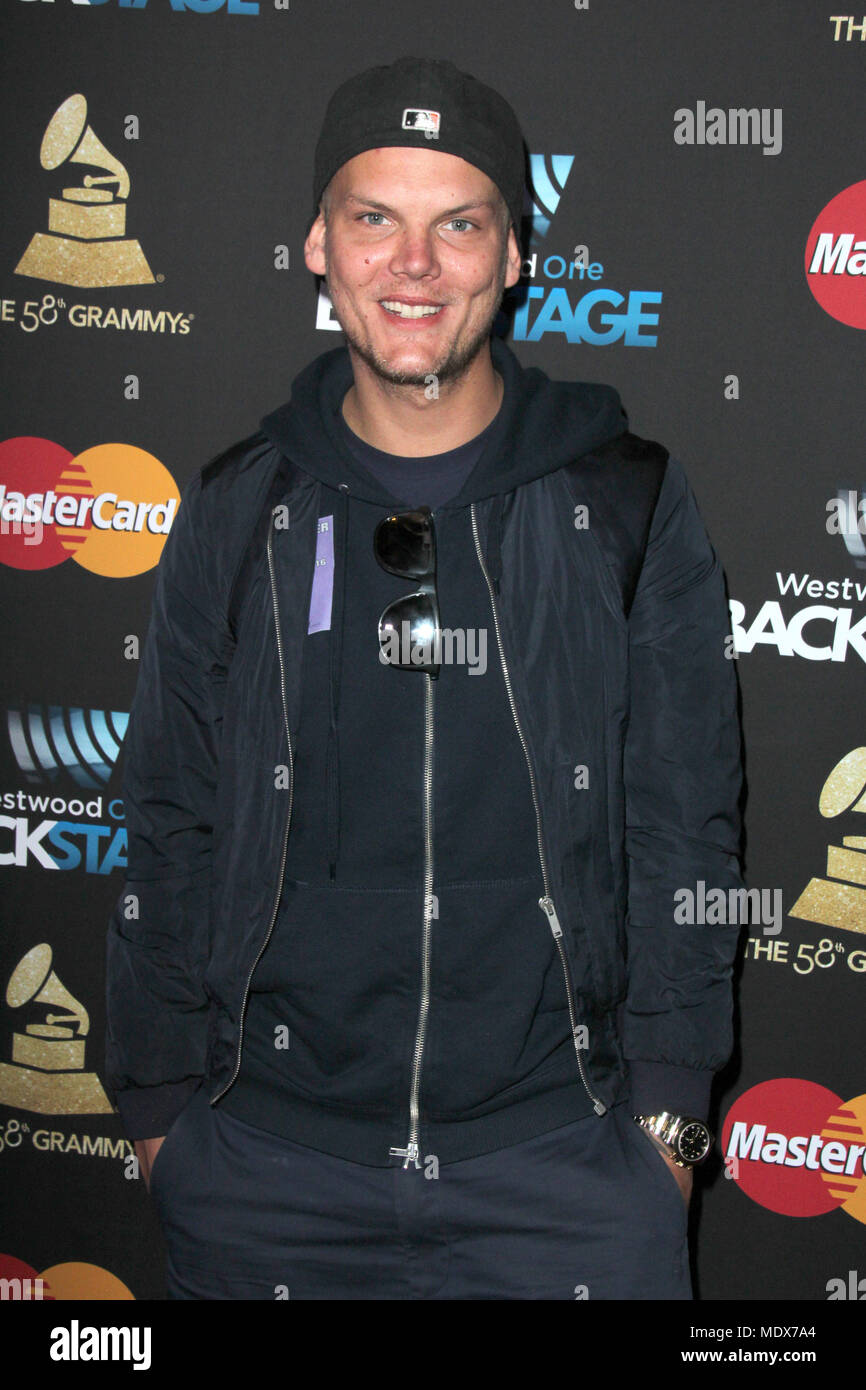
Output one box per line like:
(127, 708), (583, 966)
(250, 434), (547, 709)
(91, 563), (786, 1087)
(402, 108), (441, 139)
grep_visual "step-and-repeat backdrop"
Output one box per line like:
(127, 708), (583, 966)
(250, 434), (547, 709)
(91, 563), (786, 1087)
(1, 1), (863, 1303)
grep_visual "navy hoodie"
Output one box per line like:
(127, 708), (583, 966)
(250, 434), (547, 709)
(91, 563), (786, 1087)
(218, 335), (629, 1165)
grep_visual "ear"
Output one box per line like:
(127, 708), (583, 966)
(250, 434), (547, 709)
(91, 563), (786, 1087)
(304, 211), (327, 276)
(504, 224), (522, 290)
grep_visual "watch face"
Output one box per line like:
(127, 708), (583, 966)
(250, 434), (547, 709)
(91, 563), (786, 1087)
(677, 1121), (711, 1164)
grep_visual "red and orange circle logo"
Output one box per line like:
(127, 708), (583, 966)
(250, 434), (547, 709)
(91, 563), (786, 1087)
(805, 180), (866, 330)
(0, 1252), (133, 1299)
(722, 1078), (866, 1223)
(0, 436), (179, 577)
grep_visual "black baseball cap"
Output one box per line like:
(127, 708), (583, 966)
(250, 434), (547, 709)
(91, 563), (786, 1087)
(310, 56), (527, 240)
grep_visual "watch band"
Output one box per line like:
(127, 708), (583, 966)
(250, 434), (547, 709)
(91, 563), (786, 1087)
(633, 1111), (713, 1167)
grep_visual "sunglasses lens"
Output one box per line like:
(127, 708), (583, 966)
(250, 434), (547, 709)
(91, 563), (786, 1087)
(374, 510), (435, 580)
(379, 593), (441, 674)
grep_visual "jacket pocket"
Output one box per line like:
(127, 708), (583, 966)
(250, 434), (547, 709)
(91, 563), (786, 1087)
(620, 1107), (690, 1225)
(148, 1085), (199, 1195)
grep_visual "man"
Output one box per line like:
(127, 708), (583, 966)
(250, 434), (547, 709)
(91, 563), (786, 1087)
(105, 56), (745, 1300)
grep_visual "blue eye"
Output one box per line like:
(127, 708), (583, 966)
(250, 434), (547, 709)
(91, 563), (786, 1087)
(358, 212), (477, 231)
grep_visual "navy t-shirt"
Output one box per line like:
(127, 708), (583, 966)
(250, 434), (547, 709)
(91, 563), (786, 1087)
(335, 405), (500, 508)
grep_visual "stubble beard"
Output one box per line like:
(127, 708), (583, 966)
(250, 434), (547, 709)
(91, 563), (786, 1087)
(324, 235), (509, 390)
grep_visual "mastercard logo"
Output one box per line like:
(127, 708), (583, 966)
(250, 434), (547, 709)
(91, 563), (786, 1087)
(722, 1078), (866, 1224)
(0, 436), (179, 578)
(0, 1251), (133, 1299)
(805, 179), (866, 330)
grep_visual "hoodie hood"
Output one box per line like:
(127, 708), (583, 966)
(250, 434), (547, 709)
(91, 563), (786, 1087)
(260, 334), (627, 506)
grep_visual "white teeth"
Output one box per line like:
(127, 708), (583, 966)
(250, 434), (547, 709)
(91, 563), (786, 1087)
(381, 301), (442, 319)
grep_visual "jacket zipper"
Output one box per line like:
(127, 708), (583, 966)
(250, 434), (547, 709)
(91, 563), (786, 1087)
(210, 508), (294, 1105)
(470, 503), (607, 1116)
(389, 672), (435, 1168)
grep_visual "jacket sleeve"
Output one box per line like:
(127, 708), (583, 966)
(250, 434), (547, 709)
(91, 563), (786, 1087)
(622, 455), (744, 1123)
(105, 467), (235, 1140)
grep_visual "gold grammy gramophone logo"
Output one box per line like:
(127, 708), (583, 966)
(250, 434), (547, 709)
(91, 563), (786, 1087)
(0, 943), (112, 1114)
(15, 93), (154, 290)
(790, 747), (866, 936)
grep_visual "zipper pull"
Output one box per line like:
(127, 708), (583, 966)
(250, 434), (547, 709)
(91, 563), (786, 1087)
(539, 895), (563, 939)
(389, 1142), (422, 1170)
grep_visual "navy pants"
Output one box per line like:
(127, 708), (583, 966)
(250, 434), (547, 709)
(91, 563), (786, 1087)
(148, 1087), (692, 1300)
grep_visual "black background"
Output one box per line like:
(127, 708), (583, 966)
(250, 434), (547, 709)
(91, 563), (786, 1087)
(1, 0), (864, 1304)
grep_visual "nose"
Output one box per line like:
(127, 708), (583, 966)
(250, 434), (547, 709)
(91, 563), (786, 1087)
(387, 223), (441, 280)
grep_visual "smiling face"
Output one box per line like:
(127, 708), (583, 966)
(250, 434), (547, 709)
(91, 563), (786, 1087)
(304, 146), (522, 389)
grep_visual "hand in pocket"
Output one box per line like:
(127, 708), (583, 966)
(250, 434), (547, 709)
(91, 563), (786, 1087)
(135, 1136), (166, 1192)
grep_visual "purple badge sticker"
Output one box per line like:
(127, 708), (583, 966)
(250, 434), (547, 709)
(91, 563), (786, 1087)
(307, 516), (335, 634)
